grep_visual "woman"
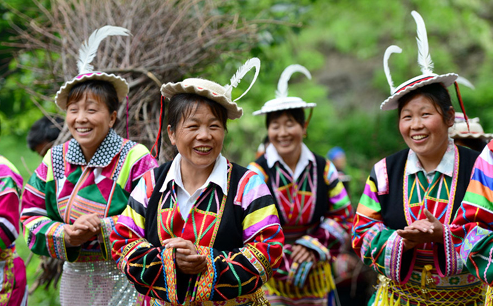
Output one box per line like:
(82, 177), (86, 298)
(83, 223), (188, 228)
(110, 58), (284, 305)
(248, 64), (353, 306)
(0, 156), (27, 305)
(20, 26), (158, 306)
(352, 11), (483, 305)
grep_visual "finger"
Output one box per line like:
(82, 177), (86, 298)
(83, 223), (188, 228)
(167, 241), (190, 250)
(423, 209), (437, 222)
(175, 248), (194, 256)
(297, 251), (311, 263)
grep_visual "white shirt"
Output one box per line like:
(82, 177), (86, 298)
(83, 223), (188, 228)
(160, 153), (228, 220)
(265, 143), (315, 181)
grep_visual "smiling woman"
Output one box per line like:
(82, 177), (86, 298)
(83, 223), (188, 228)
(20, 26), (158, 306)
(111, 58), (285, 306)
(351, 11), (483, 306)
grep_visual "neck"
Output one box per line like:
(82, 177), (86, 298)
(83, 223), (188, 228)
(280, 145), (302, 174)
(417, 145), (448, 173)
(180, 158), (215, 195)
(81, 146), (97, 163)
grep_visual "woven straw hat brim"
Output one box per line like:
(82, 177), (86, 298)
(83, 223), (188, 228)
(380, 73), (458, 111)
(449, 131), (493, 141)
(55, 72), (129, 110)
(160, 81), (243, 120)
(253, 98), (316, 116)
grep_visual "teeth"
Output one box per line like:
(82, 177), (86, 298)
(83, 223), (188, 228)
(412, 135), (427, 140)
(195, 147), (211, 152)
(77, 128), (91, 133)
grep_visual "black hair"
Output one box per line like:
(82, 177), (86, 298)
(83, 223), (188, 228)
(265, 108), (305, 129)
(397, 83), (454, 123)
(167, 93), (228, 132)
(27, 116), (64, 151)
(67, 80), (120, 125)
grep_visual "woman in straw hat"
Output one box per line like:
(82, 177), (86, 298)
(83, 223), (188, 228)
(20, 26), (158, 306)
(110, 58), (284, 305)
(0, 156), (27, 306)
(449, 112), (492, 152)
(248, 64), (353, 306)
(352, 11), (484, 305)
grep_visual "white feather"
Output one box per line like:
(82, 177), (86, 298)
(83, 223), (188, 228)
(77, 25), (131, 74)
(275, 64), (312, 98)
(456, 76), (475, 90)
(383, 45), (402, 93)
(225, 57), (261, 102)
(411, 11), (433, 75)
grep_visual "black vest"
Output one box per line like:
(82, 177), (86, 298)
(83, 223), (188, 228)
(378, 145), (479, 230)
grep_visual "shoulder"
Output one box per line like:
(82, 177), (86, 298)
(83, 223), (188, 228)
(457, 144), (480, 161)
(369, 148), (409, 194)
(231, 163), (271, 208)
(0, 156), (23, 189)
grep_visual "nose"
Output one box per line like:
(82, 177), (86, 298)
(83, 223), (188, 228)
(196, 126), (212, 140)
(75, 110), (88, 123)
(410, 117), (424, 130)
(278, 125), (289, 136)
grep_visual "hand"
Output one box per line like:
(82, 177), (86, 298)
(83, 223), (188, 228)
(63, 224), (98, 247)
(397, 209), (444, 244)
(291, 244), (316, 263)
(402, 238), (419, 252)
(163, 238), (206, 274)
(73, 213), (101, 232)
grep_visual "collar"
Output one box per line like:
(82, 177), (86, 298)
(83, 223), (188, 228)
(65, 129), (123, 167)
(265, 142), (315, 179)
(406, 138), (455, 177)
(160, 153), (228, 195)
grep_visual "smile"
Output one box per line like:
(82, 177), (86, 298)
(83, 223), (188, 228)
(411, 135), (428, 140)
(76, 128), (92, 133)
(194, 147), (212, 153)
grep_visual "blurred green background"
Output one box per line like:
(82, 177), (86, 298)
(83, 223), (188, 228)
(2, 0), (493, 304)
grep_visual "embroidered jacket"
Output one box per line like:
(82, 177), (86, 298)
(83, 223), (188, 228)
(352, 142), (482, 305)
(110, 160), (284, 305)
(21, 129), (158, 262)
(0, 156), (27, 306)
(451, 141), (493, 287)
(248, 144), (352, 302)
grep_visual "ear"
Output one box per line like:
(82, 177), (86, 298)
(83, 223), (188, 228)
(446, 106), (455, 127)
(109, 111), (117, 128)
(167, 125), (176, 146)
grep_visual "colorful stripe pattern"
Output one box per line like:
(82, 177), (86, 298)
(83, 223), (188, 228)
(0, 156), (28, 306)
(111, 162), (284, 305)
(248, 153), (352, 305)
(352, 146), (483, 305)
(20, 130), (158, 262)
(451, 142), (493, 287)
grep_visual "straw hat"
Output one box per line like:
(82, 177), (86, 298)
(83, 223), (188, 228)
(161, 58), (261, 120)
(449, 112), (493, 141)
(54, 26), (131, 110)
(253, 64), (315, 116)
(380, 11), (458, 111)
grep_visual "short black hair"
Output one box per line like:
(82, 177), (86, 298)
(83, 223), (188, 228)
(167, 93), (228, 132)
(27, 116), (64, 151)
(265, 108), (305, 128)
(398, 83), (454, 123)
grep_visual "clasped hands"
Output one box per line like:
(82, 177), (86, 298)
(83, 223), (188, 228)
(163, 237), (207, 275)
(63, 213), (101, 247)
(396, 208), (444, 252)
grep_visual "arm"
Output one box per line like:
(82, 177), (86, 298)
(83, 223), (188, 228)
(451, 147), (493, 283)
(0, 161), (23, 251)
(297, 160), (353, 259)
(351, 162), (415, 284)
(111, 170), (284, 303)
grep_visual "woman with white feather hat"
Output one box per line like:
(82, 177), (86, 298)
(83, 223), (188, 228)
(110, 58), (284, 305)
(247, 64), (353, 306)
(20, 26), (158, 305)
(351, 11), (484, 305)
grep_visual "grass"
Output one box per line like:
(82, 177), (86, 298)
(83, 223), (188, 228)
(1, 134), (61, 305)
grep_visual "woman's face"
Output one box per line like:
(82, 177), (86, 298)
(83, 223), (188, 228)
(167, 102), (225, 174)
(66, 91), (116, 160)
(399, 94), (454, 161)
(267, 112), (306, 160)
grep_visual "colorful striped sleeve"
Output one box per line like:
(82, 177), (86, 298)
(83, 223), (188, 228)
(300, 159), (353, 259)
(451, 145), (493, 284)
(351, 159), (414, 284)
(20, 151), (72, 261)
(0, 157), (23, 251)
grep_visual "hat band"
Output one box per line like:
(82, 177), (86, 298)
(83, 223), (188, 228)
(395, 76), (435, 94)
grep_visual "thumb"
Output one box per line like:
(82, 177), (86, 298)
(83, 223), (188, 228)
(423, 208), (436, 221)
